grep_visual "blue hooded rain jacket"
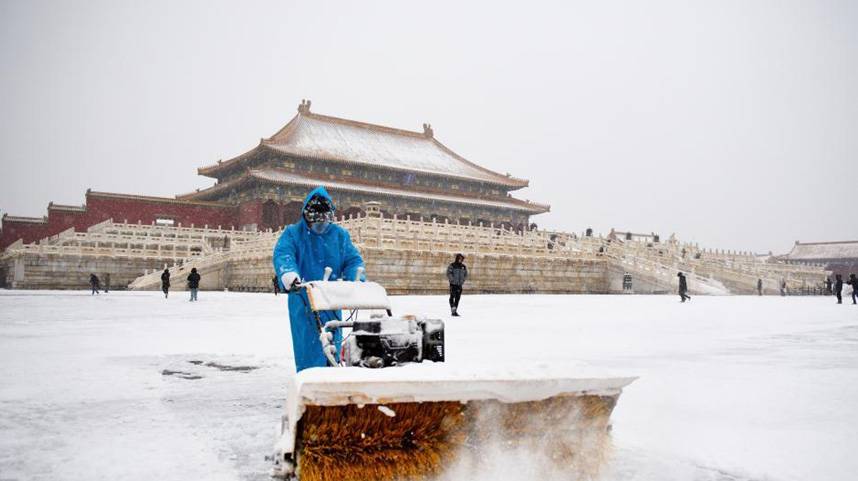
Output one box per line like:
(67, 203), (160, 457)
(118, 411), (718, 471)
(272, 187), (365, 372)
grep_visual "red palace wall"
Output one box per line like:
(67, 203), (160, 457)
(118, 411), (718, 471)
(1, 191), (247, 250)
(0, 219), (54, 248)
(47, 207), (90, 232)
(238, 201), (263, 229)
(84, 194), (239, 229)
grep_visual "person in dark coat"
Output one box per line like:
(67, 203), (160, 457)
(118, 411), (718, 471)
(89, 273), (100, 295)
(825, 277), (833, 295)
(272, 274), (280, 295)
(187, 268), (201, 302)
(847, 274), (857, 305)
(834, 274), (843, 304)
(757, 278), (763, 296)
(446, 253), (468, 316)
(677, 272), (690, 302)
(161, 269), (171, 298)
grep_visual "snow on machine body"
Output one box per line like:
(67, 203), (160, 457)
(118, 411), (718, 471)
(272, 278), (635, 481)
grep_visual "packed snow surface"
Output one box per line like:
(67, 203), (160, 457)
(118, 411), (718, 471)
(1, 290), (857, 481)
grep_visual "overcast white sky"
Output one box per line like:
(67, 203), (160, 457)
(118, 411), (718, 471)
(1, 0), (855, 253)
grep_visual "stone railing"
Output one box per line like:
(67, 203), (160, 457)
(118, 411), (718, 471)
(3, 219), (273, 262)
(339, 214), (593, 259)
(605, 250), (730, 295)
(88, 218), (246, 236)
(568, 234), (828, 296)
(38, 231), (213, 253)
(88, 219), (264, 243)
(116, 213), (830, 295)
(336, 215), (827, 292)
(128, 250), (233, 290)
(2, 242), (205, 261)
(127, 230), (282, 290)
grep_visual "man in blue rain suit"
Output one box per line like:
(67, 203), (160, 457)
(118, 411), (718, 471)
(273, 187), (365, 372)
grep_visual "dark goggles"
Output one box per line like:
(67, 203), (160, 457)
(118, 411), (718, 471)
(303, 197), (335, 224)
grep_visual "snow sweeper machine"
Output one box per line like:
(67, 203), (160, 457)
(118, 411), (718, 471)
(271, 276), (636, 481)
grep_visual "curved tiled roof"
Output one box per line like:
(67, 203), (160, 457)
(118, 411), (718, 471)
(84, 191), (232, 208)
(1, 214), (47, 224)
(182, 169), (549, 214)
(48, 202), (87, 212)
(784, 241), (858, 260)
(199, 110), (528, 188)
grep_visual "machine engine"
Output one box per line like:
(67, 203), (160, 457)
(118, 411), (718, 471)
(341, 315), (444, 368)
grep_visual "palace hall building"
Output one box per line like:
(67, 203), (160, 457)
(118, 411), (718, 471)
(1, 101), (549, 250)
(780, 240), (858, 277)
(180, 100), (547, 229)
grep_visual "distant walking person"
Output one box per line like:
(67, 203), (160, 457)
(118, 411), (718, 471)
(780, 279), (787, 296)
(272, 274), (280, 295)
(187, 268), (201, 302)
(848, 274), (857, 305)
(677, 272), (691, 302)
(834, 274), (843, 304)
(825, 277), (833, 295)
(757, 278), (763, 296)
(446, 253), (468, 316)
(89, 273), (101, 295)
(161, 268), (171, 298)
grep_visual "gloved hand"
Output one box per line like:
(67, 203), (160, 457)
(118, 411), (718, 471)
(281, 272), (301, 292)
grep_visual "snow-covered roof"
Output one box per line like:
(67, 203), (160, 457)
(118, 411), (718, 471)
(85, 191), (231, 207)
(199, 108), (528, 188)
(1, 215), (47, 224)
(784, 241), (858, 260)
(249, 169), (548, 213)
(48, 203), (86, 212)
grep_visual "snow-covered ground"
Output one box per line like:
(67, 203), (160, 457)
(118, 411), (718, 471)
(1, 290), (856, 481)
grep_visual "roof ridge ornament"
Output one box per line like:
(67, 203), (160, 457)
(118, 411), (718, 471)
(422, 123), (433, 138)
(298, 99), (312, 114)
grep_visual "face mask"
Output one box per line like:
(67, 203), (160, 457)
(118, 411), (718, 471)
(310, 221), (330, 235)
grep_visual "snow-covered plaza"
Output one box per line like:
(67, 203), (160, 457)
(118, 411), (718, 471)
(1, 290), (856, 481)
